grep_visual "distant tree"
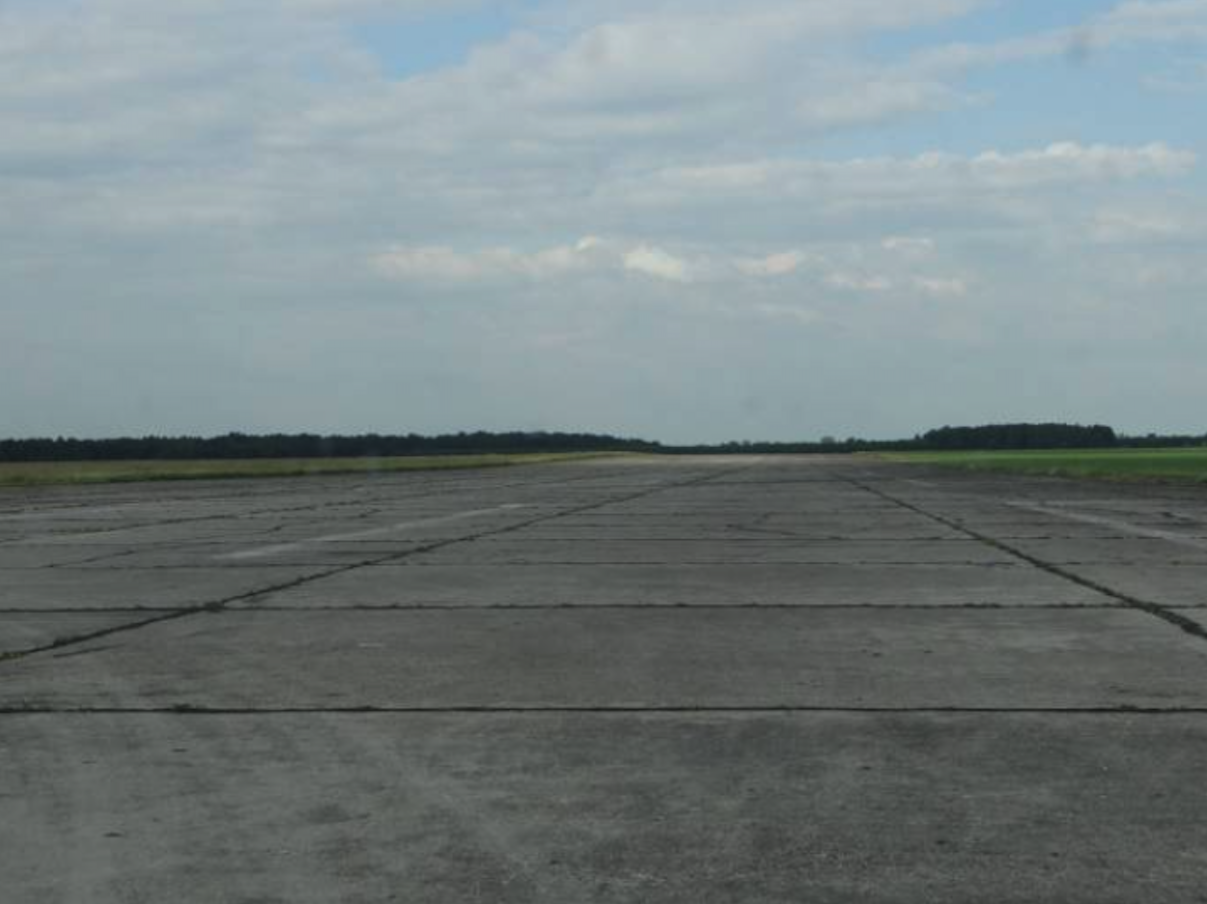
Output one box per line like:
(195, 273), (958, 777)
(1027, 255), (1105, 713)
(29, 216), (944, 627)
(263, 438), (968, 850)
(919, 423), (1117, 451)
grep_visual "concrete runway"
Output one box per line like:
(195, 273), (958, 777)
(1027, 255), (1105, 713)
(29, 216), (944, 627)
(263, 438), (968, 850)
(3, 455), (1207, 902)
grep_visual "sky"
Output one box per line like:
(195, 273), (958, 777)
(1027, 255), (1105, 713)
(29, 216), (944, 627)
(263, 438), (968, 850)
(2, 0), (1206, 443)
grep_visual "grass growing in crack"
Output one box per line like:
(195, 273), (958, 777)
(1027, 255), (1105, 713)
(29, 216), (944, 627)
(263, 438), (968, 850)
(883, 448), (1207, 484)
(0, 452), (624, 488)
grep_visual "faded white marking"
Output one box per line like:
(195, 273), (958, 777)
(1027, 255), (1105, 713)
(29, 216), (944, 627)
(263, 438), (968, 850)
(219, 504), (528, 561)
(1007, 501), (1207, 552)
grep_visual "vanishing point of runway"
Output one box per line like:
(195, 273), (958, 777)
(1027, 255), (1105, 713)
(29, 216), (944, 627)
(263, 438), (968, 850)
(3, 456), (1207, 902)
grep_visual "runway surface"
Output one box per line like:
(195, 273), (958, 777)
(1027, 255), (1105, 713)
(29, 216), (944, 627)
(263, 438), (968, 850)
(3, 455), (1207, 902)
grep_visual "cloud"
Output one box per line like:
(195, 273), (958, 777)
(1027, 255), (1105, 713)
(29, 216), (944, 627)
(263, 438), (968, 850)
(372, 238), (821, 286)
(546, 0), (990, 37)
(644, 142), (1193, 195)
(372, 237), (607, 283)
(92, 0), (477, 19)
(281, 0), (997, 171)
(622, 245), (693, 282)
(3, 0), (1207, 442)
(826, 273), (894, 293)
(1095, 0), (1207, 43)
(370, 234), (984, 311)
(882, 236), (936, 256)
(735, 251), (812, 278)
(373, 246), (505, 282)
(823, 272), (967, 297)
(969, 142), (1195, 183)
(1141, 57), (1207, 92)
(1090, 208), (1198, 243)
(373, 237), (702, 284)
(283, 0), (481, 14)
(13, 3), (1175, 251)
(796, 78), (965, 129)
(912, 1), (1207, 78)
(913, 276), (969, 297)
(605, 143), (1196, 229)
(749, 302), (822, 326)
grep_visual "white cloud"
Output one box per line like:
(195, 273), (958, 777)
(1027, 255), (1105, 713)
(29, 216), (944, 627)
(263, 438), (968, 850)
(1096, 0), (1207, 43)
(282, 0), (481, 14)
(1090, 209), (1196, 243)
(882, 236), (936, 256)
(371, 234), (984, 293)
(750, 303), (822, 326)
(271, 0), (999, 172)
(826, 273), (894, 293)
(608, 143), (1196, 222)
(969, 142), (1195, 183)
(372, 236), (609, 283)
(797, 77), (965, 129)
(913, 276), (969, 297)
(94, 0), (475, 19)
(15, 3), (1174, 253)
(371, 237), (982, 305)
(525, 0), (990, 51)
(735, 251), (811, 278)
(502, 0), (987, 131)
(373, 237), (703, 284)
(911, 1), (1207, 80)
(622, 245), (693, 282)
(1142, 60), (1207, 92)
(373, 246), (501, 282)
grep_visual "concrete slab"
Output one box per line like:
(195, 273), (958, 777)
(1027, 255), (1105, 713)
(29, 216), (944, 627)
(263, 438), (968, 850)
(1005, 538), (1207, 564)
(2, 608), (1200, 711)
(1174, 609), (1207, 629)
(63, 541), (424, 568)
(0, 545), (148, 568)
(0, 565), (337, 611)
(987, 523), (1207, 540)
(3, 713), (1207, 903)
(408, 539), (1014, 565)
(1059, 564), (1207, 607)
(245, 561), (1114, 608)
(4, 457), (1207, 902)
(0, 612), (162, 655)
(503, 523), (967, 540)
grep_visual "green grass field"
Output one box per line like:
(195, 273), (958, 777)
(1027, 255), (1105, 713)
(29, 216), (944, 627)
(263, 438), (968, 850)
(884, 448), (1207, 484)
(0, 452), (619, 488)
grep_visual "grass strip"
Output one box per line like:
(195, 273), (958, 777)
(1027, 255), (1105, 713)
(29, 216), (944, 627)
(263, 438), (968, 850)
(0, 452), (623, 488)
(882, 448), (1207, 484)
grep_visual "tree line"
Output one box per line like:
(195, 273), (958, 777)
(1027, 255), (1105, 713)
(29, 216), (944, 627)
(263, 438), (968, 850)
(918, 423), (1118, 450)
(0, 424), (1202, 462)
(918, 423), (1206, 450)
(0, 431), (659, 462)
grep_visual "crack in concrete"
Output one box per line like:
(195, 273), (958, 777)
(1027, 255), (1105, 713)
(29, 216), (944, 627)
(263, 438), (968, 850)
(0, 480), (521, 544)
(3, 705), (1207, 715)
(230, 602), (1125, 612)
(0, 466), (748, 663)
(363, 561), (1026, 567)
(845, 474), (1207, 644)
(0, 607), (185, 614)
(1006, 500), (1207, 554)
(42, 548), (144, 569)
